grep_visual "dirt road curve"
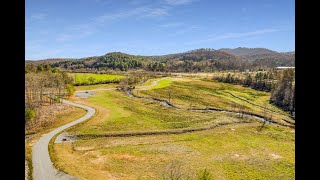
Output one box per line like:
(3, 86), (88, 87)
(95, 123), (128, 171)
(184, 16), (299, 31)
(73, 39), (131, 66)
(32, 99), (95, 180)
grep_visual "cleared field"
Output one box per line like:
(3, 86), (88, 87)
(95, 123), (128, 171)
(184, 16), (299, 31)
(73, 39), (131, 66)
(67, 89), (256, 136)
(140, 77), (173, 89)
(134, 78), (293, 124)
(70, 73), (124, 85)
(51, 76), (294, 179)
(54, 123), (294, 179)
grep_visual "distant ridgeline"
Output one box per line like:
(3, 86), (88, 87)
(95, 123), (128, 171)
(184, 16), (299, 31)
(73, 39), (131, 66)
(25, 48), (295, 72)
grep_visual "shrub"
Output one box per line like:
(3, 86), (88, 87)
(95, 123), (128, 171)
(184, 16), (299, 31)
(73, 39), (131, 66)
(162, 161), (192, 180)
(197, 169), (212, 180)
(66, 84), (75, 96)
(25, 108), (36, 124)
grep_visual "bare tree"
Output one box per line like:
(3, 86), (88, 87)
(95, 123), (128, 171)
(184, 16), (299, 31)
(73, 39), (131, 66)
(258, 103), (269, 131)
(163, 161), (186, 180)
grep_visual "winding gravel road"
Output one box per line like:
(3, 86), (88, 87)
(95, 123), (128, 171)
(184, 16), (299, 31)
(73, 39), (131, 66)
(32, 99), (95, 180)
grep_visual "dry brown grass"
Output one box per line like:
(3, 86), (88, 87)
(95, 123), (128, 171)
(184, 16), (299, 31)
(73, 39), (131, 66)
(25, 104), (87, 180)
(54, 143), (116, 180)
(52, 123), (294, 179)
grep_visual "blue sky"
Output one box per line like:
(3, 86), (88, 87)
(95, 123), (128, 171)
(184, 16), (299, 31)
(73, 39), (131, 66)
(26, 0), (295, 60)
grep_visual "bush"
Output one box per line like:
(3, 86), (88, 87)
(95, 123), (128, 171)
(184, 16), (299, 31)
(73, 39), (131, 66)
(162, 161), (193, 180)
(66, 84), (75, 96)
(25, 108), (36, 124)
(197, 169), (212, 180)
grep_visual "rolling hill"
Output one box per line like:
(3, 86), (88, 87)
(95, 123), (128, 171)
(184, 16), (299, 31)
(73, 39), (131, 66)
(219, 47), (295, 67)
(25, 48), (295, 72)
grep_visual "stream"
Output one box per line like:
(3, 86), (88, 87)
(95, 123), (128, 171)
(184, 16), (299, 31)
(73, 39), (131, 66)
(126, 90), (294, 127)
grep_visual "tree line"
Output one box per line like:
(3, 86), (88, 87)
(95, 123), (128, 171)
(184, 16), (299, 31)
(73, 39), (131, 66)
(214, 69), (295, 115)
(214, 71), (276, 92)
(31, 49), (294, 73)
(25, 64), (75, 125)
(270, 69), (295, 115)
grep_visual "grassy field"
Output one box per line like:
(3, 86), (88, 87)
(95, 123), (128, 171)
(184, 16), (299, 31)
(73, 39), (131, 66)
(70, 73), (124, 85)
(140, 77), (173, 89)
(67, 89), (256, 136)
(51, 76), (294, 179)
(54, 123), (294, 179)
(133, 78), (293, 124)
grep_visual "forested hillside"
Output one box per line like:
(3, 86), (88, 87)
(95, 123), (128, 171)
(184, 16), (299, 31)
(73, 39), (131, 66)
(26, 48), (295, 72)
(219, 47), (295, 67)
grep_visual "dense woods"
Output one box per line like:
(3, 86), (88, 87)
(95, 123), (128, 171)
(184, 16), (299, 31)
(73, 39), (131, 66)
(27, 48), (294, 73)
(214, 71), (276, 92)
(270, 69), (295, 115)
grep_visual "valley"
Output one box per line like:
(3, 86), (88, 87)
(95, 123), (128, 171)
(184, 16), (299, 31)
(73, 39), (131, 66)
(42, 75), (294, 179)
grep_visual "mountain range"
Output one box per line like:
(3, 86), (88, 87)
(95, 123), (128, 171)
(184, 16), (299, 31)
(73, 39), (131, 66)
(26, 47), (295, 72)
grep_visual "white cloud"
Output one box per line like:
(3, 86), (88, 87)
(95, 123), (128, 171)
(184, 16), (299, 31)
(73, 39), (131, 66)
(30, 13), (47, 20)
(165, 0), (194, 5)
(96, 7), (169, 23)
(56, 28), (95, 42)
(95, 0), (113, 5)
(187, 28), (282, 45)
(27, 13), (48, 25)
(159, 22), (183, 28)
(54, 6), (170, 42)
(211, 29), (279, 40)
(146, 8), (169, 17)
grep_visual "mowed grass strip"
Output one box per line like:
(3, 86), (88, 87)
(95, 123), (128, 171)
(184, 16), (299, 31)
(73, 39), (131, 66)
(70, 73), (124, 85)
(54, 123), (295, 179)
(142, 77), (173, 89)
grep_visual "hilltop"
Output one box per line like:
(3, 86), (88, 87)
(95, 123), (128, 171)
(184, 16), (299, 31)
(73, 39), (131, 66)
(26, 48), (295, 72)
(219, 47), (295, 67)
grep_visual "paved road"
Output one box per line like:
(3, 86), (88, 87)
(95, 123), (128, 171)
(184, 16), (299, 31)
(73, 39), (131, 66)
(32, 99), (95, 180)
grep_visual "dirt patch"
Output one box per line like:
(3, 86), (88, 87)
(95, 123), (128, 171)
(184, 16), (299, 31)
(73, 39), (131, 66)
(231, 153), (248, 161)
(75, 91), (96, 98)
(270, 153), (282, 159)
(55, 133), (77, 143)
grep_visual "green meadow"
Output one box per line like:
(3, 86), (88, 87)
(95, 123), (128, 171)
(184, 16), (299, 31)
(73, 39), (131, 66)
(70, 73), (124, 85)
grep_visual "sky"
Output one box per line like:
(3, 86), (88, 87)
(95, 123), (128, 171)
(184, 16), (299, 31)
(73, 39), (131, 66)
(26, 0), (295, 60)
